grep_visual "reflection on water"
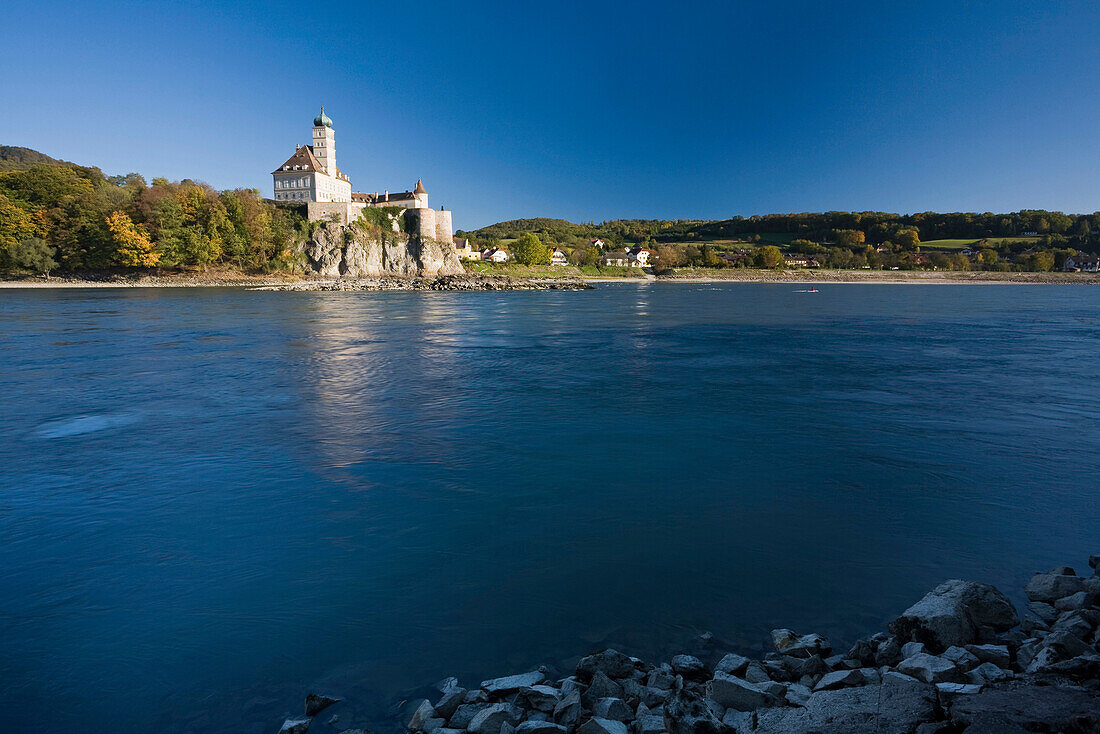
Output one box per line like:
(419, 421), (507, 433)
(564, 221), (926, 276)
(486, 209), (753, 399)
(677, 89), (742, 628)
(0, 284), (1099, 734)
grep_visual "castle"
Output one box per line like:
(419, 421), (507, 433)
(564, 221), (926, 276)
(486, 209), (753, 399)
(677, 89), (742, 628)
(272, 108), (452, 244)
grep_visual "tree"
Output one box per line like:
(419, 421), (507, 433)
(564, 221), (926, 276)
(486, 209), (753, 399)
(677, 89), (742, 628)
(978, 248), (998, 268)
(896, 229), (920, 249)
(834, 229), (865, 248)
(511, 232), (549, 265)
(1031, 251), (1055, 271)
(754, 245), (783, 268)
(107, 210), (160, 267)
(7, 237), (57, 277)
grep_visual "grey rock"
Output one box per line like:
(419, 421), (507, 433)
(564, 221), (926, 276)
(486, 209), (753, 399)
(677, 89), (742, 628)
(719, 710), (753, 731)
(670, 655), (709, 681)
(897, 653), (962, 684)
(435, 677), (461, 694)
(621, 678), (647, 702)
(421, 719), (446, 733)
(664, 681), (733, 734)
(1090, 554), (1100, 571)
(1054, 590), (1093, 611)
(878, 671), (938, 733)
(935, 682), (983, 696)
(500, 723), (515, 734)
(515, 722), (568, 734)
(279, 719), (311, 734)
(1025, 572), (1085, 603)
(1044, 629), (1090, 659)
(967, 662), (1012, 684)
(785, 683), (812, 707)
(595, 697), (634, 722)
(467, 703), (521, 734)
(1037, 652), (1100, 681)
(305, 694), (341, 717)
(646, 668), (674, 691)
(946, 682), (1100, 732)
(578, 650), (637, 681)
(449, 703), (490, 729)
(410, 701), (437, 731)
(965, 644), (1010, 668)
(742, 662), (771, 684)
(889, 579), (1018, 652)
(874, 638), (901, 667)
(812, 669), (863, 691)
(941, 645), (981, 671)
(900, 642), (926, 658)
(560, 677), (585, 697)
(481, 672), (546, 696)
(705, 673), (769, 711)
(1024, 645), (1063, 674)
(553, 691), (581, 728)
(1051, 609), (1094, 640)
(635, 715), (666, 734)
(583, 672), (625, 710)
(770, 629), (831, 658)
(753, 686), (882, 734)
(1026, 601), (1058, 624)
(434, 688), (467, 720)
(713, 654), (750, 677)
(759, 680), (787, 699)
(521, 686), (561, 713)
(823, 654), (845, 669)
(580, 718), (629, 734)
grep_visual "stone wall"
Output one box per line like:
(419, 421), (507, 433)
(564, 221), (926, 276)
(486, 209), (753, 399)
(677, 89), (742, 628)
(303, 220), (464, 278)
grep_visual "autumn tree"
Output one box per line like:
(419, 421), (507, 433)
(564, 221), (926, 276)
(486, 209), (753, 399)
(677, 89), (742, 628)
(896, 229), (920, 249)
(512, 232), (549, 265)
(107, 211), (160, 267)
(754, 245), (784, 268)
(834, 229), (866, 248)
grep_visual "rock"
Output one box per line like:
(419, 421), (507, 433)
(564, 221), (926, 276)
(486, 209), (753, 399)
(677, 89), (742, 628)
(785, 683), (812, 707)
(434, 688), (467, 720)
(874, 638), (902, 667)
(560, 677), (585, 697)
(812, 669), (863, 691)
(278, 719), (311, 734)
(889, 579), (1018, 652)
(742, 662), (771, 684)
(1054, 591), (1093, 611)
(636, 715), (666, 734)
(422, 719), (445, 733)
(515, 722), (568, 734)
(935, 682), (983, 696)
(583, 671), (625, 709)
(670, 655), (709, 681)
(467, 703), (521, 734)
(967, 662), (1012, 684)
(1044, 629), (1090, 659)
(410, 701), (437, 731)
(305, 694), (341, 717)
(1026, 601), (1058, 624)
(448, 703), (490, 729)
(1090, 555), (1100, 571)
(664, 680), (732, 734)
(1037, 652), (1100, 682)
(481, 671), (546, 696)
(595, 697), (634, 722)
(897, 653), (962, 684)
(901, 642), (926, 658)
(435, 677), (461, 694)
(713, 654), (750, 677)
(719, 710), (753, 731)
(580, 719), (629, 734)
(1024, 646), (1063, 674)
(878, 672), (938, 733)
(578, 650), (637, 681)
(941, 645), (981, 671)
(705, 673), (769, 711)
(752, 686), (882, 734)
(553, 692), (581, 728)
(521, 686), (561, 713)
(965, 644), (1010, 668)
(946, 681), (1100, 732)
(466, 690), (489, 704)
(771, 630), (831, 658)
(759, 680), (787, 699)
(1051, 610), (1094, 640)
(1025, 572), (1085, 603)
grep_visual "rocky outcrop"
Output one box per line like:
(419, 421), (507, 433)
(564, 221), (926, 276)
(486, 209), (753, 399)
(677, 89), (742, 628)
(304, 221), (464, 278)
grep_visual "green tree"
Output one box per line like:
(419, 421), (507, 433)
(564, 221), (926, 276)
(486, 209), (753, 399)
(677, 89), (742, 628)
(978, 248), (998, 268)
(754, 245), (783, 268)
(7, 237), (58, 277)
(511, 232), (549, 265)
(834, 229), (866, 248)
(896, 229), (920, 249)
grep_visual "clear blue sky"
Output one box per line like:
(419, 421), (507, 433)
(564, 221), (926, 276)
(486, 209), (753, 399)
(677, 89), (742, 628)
(2, 1), (1099, 230)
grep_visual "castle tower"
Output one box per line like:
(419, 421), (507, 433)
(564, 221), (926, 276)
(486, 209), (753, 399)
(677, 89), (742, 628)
(311, 106), (336, 175)
(413, 179), (428, 209)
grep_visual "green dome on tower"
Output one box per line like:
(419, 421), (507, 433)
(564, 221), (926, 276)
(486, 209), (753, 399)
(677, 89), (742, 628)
(313, 106), (332, 128)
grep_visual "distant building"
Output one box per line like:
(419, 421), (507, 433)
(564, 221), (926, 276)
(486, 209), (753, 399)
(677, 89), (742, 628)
(589, 238), (607, 249)
(550, 248), (569, 266)
(1022, 231), (1039, 236)
(784, 255), (810, 268)
(602, 251), (629, 267)
(482, 247), (510, 262)
(1064, 254), (1100, 272)
(627, 247), (652, 267)
(453, 237), (480, 260)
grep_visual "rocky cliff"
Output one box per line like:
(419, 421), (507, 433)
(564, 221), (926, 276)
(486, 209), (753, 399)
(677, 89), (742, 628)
(304, 221), (465, 278)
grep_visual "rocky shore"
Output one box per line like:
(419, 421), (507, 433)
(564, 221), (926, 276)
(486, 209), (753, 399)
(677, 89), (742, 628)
(252, 274), (593, 291)
(277, 557), (1100, 734)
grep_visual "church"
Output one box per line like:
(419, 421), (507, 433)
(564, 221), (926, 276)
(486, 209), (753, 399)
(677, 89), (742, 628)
(272, 108), (452, 243)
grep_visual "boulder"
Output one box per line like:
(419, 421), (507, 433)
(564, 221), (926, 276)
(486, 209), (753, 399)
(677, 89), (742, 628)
(785, 683), (812, 707)
(897, 653), (962, 684)
(878, 672), (938, 733)
(900, 642), (926, 658)
(577, 650), (637, 681)
(946, 682), (1100, 732)
(941, 646), (981, 671)
(434, 688), (467, 720)
(812, 669), (864, 691)
(410, 700), (438, 730)
(580, 718), (629, 734)
(771, 629), (831, 658)
(1025, 572), (1085, 603)
(515, 722), (568, 734)
(670, 655), (709, 681)
(965, 644), (1010, 668)
(664, 681), (733, 734)
(752, 685), (882, 734)
(889, 579), (1018, 652)
(1026, 601), (1058, 624)
(481, 671), (546, 696)
(278, 718), (311, 734)
(304, 693), (340, 717)
(595, 697), (634, 722)
(1054, 591), (1093, 611)
(467, 703), (521, 734)
(435, 677), (460, 694)
(713, 654), (750, 677)
(705, 673), (769, 711)
(967, 662), (1012, 684)
(583, 671), (625, 710)
(449, 703), (491, 729)
(553, 691), (581, 728)
(636, 715), (666, 734)
(521, 686), (561, 713)
(742, 662), (771, 684)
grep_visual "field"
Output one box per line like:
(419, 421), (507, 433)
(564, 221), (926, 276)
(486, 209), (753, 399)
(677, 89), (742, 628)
(921, 236), (1041, 250)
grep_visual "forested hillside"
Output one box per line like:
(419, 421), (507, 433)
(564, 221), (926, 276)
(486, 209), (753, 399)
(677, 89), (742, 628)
(0, 146), (309, 276)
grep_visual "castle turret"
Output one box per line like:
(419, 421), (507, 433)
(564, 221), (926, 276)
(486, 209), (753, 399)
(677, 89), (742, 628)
(312, 106), (337, 176)
(413, 179), (428, 209)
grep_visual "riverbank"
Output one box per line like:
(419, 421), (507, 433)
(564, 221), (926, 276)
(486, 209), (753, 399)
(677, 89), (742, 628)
(3, 268), (1099, 288)
(277, 558), (1100, 734)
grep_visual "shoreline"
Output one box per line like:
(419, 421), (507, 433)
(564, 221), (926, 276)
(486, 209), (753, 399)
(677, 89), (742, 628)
(2, 269), (1099, 289)
(277, 558), (1100, 734)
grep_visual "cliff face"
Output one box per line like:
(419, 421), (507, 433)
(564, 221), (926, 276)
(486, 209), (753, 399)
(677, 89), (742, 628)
(304, 222), (465, 278)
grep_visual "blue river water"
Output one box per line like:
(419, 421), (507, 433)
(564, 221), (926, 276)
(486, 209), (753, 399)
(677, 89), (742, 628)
(1, 283), (1098, 733)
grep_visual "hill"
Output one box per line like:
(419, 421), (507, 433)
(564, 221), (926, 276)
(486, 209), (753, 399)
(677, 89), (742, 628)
(0, 145), (73, 172)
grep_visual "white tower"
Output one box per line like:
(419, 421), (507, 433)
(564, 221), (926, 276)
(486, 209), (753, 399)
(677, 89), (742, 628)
(311, 106), (336, 175)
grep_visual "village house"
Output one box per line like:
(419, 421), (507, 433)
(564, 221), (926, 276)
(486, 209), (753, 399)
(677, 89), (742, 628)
(589, 238), (606, 249)
(784, 254), (811, 268)
(482, 247), (510, 263)
(550, 248), (569, 266)
(1064, 254), (1100, 272)
(452, 237), (480, 261)
(627, 247), (652, 267)
(601, 251), (630, 267)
